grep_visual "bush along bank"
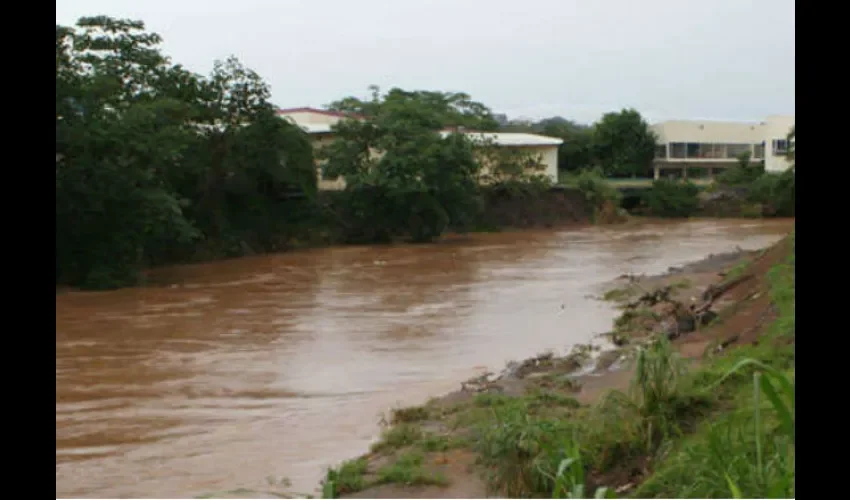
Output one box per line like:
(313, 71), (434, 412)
(320, 232), (795, 499)
(632, 159), (794, 219)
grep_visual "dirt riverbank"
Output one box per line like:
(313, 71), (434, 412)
(317, 233), (793, 499)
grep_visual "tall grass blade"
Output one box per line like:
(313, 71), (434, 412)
(594, 486), (616, 498)
(556, 457), (577, 477)
(725, 473), (742, 499)
(321, 480), (335, 499)
(753, 372), (764, 488)
(758, 374), (795, 440)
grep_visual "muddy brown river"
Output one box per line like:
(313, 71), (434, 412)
(56, 219), (793, 498)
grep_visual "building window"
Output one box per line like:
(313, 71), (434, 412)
(655, 144), (667, 159)
(725, 143), (751, 159)
(753, 142), (765, 159)
(685, 143), (700, 158)
(670, 143), (686, 159)
(670, 142), (685, 158)
(698, 143), (724, 159)
(772, 139), (788, 155)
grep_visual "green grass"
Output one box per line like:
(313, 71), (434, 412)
(602, 286), (637, 302)
(417, 433), (466, 452)
(375, 451), (448, 487)
(527, 388), (582, 409)
(725, 259), (751, 281)
(635, 232), (795, 498)
(390, 405), (430, 423)
(322, 458), (368, 498)
(474, 398), (574, 497)
(672, 278), (691, 289)
(370, 423), (424, 453)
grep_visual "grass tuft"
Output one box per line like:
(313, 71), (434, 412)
(370, 423), (423, 453)
(390, 405), (430, 423)
(322, 458), (368, 498)
(375, 451), (448, 487)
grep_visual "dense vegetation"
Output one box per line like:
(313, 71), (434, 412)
(499, 110), (658, 178)
(319, 87), (553, 243)
(56, 17), (318, 289)
(55, 18), (552, 290)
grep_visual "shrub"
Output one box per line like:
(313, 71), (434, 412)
(643, 179), (700, 217)
(716, 152), (766, 186)
(370, 423), (423, 453)
(748, 170), (795, 217)
(375, 451), (448, 487)
(574, 168), (623, 222)
(475, 399), (573, 496)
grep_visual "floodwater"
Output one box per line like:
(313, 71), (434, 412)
(56, 219), (793, 498)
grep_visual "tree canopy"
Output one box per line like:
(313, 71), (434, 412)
(326, 86), (500, 131)
(56, 16), (315, 289)
(591, 109), (658, 177)
(321, 89), (483, 243)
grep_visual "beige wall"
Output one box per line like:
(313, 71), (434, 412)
(652, 115), (794, 174)
(478, 145), (558, 184)
(762, 115), (795, 173)
(651, 120), (764, 144)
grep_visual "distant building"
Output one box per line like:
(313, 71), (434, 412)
(277, 107), (563, 190)
(651, 115), (795, 179)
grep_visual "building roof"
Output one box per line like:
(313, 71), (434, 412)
(276, 107), (363, 119)
(290, 123), (562, 146)
(298, 123), (334, 134)
(442, 131), (563, 146)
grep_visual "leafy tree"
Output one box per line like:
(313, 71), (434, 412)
(327, 86), (500, 131)
(321, 90), (482, 243)
(56, 16), (315, 289)
(473, 137), (552, 194)
(56, 17), (201, 287)
(591, 109), (657, 178)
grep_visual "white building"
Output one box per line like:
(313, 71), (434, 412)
(277, 107), (562, 190)
(651, 114), (794, 179)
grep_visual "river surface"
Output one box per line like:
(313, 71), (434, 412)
(56, 219), (793, 498)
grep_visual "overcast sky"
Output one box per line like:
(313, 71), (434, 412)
(56, 0), (795, 124)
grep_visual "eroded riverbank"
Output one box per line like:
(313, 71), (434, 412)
(55, 219), (793, 498)
(321, 230), (794, 499)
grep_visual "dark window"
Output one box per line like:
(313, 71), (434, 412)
(726, 144), (751, 158)
(670, 143), (686, 159)
(686, 143), (700, 158)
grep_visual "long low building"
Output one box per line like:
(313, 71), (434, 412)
(651, 114), (794, 179)
(277, 107), (563, 190)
